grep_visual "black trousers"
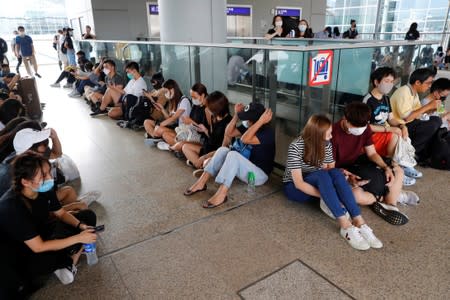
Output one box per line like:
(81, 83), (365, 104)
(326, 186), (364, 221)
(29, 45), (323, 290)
(406, 116), (442, 161)
(55, 70), (76, 84)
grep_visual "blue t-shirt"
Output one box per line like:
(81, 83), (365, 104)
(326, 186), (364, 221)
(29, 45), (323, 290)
(15, 35), (33, 56)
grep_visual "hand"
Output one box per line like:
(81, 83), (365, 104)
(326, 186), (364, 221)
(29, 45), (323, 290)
(426, 99), (440, 111)
(79, 223), (92, 231)
(153, 102), (163, 111)
(258, 108), (273, 124)
(234, 103), (245, 114)
(275, 27), (283, 36)
(77, 229), (97, 244)
(49, 128), (58, 139)
(195, 123), (208, 133)
(401, 126), (409, 139)
(196, 156), (206, 169)
(384, 167), (394, 186)
(389, 126), (402, 136)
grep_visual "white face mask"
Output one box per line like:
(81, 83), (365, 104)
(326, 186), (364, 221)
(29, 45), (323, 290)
(377, 82), (394, 95)
(19, 31), (25, 37)
(103, 68), (110, 75)
(242, 120), (250, 128)
(348, 125), (367, 136)
(275, 21), (283, 28)
(165, 91), (172, 100)
(192, 98), (201, 106)
(299, 25), (307, 32)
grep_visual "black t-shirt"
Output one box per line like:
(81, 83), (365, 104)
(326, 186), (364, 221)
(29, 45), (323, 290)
(238, 125), (276, 175)
(202, 114), (232, 153)
(64, 35), (74, 50)
(405, 30), (419, 40)
(190, 105), (207, 126)
(0, 188), (62, 247)
(363, 93), (391, 126)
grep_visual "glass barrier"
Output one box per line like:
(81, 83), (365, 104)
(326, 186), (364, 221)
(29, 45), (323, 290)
(74, 39), (440, 166)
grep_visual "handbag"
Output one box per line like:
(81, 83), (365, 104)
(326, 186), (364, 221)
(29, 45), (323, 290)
(393, 137), (417, 168)
(175, 124), (202, 144)
(231, 138), (252, 159)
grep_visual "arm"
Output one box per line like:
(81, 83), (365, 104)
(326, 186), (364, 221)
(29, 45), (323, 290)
(24, 230), (95, 253)
(15, 44), (20, 57)
(404, 100), (440, 122)
(160, 108), (185, 127)
(365, 144), (394, 184)
(108, 83), (125, 94)
(53, 207), (89, 229)
(291, 169), (320, 197)
(241, 108), (273, 145)
(49, 129), (62, 159)
(224, 103), (245, 138)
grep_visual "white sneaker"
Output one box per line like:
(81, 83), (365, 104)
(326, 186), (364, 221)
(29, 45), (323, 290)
(358, 224), (383, 249)
(193, 169), (204, 178)
(397, 190), (420, 206)
(50, 83), (60, 87)
(157, 141), (170, 151)
(78, 190), (101, 206)
(319, 199), (350, 220)
(68, 91), (81, 98)
(340, 225), (370, 250)
(54, 264), (77, 285)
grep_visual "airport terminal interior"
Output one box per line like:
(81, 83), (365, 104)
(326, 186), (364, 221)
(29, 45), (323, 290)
(0, 0), (449, 299)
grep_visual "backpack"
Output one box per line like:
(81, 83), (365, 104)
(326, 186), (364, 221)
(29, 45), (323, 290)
(429, 128), (450, 170)
(0, 38), (7, 54)
(122, 95), (152, 127)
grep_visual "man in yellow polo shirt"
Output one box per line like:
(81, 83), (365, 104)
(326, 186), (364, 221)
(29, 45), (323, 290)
(390, 68), (442, 162)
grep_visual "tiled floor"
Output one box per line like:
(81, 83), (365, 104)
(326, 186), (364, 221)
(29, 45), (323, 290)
(29, 66), (449, 299)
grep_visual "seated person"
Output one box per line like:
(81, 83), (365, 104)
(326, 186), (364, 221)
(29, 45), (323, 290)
(182, 91), (232, 169)
(142, 72), (168, 123)
(363, 67), (421, 185)
(332, 102), (417, 225)
(90, 61), (147, 119)
(0, 63), (20, 91)
(390, 68), (442, 162)
(0, 152), (97, 292)
(283, 114), (382, 250)
(86, 58), (120, 110)
(184, 103), (275, 209)
(67, 61), (96, 98)
(0, 98), (26, 130)
(169, 82), (209, 152)
(143, 79), (191, 148)
(50, 51), (89, 88)
(420, 77), (450, 130)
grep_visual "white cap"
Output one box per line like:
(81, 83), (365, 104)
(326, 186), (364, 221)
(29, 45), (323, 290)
(13, 128), (51, 154)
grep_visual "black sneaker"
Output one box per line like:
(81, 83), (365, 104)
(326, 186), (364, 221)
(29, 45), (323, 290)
(116, 120), (128, 128)
(90, 109), (108, 117)
(35, 73), (42, 78)
(371, 202), (409, 225)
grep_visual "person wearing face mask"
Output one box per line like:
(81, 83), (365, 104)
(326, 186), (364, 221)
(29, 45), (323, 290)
(295, 19), (314, 38)
(183, 103), (275, 209)
(343, 19), (358, 39)
(142, 72), (168, 123)
(143, 79), (191, 149)
(50, 51), (89, 89)
(363, 67), (420, 186)
(283, 115), (382, 250)
(0, 152), (97, 294)
(420, 78), (450, 130)
(265, 15), (287, 40)
(331, 102), (416, 226)
(14, 26), (41, 78)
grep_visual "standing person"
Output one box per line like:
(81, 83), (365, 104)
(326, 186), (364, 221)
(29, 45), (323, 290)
(405, 22), (420, 41)
(283, 115), (382, 250)
(82, 25), (96, 40)
(54, 29), (68, 70)
(343, 20), (359, 39)
(14, 26), (41, 78)
(265, 15), (287, 40)
(81, 25), (95, 60)
(296, 19), (314, 38)
(63, 28), (76, 67)
(11, 31), (22, 73)
(390, 68), (442, 162)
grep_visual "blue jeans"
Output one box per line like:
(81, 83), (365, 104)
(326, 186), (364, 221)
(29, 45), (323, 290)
(66, 49), (76, 66)
(283, 169), (360, 218)
(76, 79), (95, 94)
(204, 147), (268, 188)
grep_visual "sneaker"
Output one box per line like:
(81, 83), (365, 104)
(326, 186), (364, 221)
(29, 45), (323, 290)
(397, 190), (420, 206)
(403, 175), (416, 186)
(54, 265), (77, 285)
(186, 160), (194, 167)
(50, 83), (60, 88)
(68, 91), (81, 98)
(144, 138), (162, 146)
(319, 199), (350, 220)
(371, 201), (409, 225)
(63, 83), (73, 88)
(403, 166), (423, 179)
(193, 169), (204, 178)
(90, 109), (108, 117)
(340, 225), (370, 250)
(34, 73), (42, 78)
(78, 190), (101, 207)
(157, 141), (170, 151)
(174, 151), (186, 160)
(116, 120), (128, 128)
(358, 224), (383, 249)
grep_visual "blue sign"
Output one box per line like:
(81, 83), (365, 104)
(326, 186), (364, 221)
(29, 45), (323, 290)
(149, 4), (159, 15)
(227, 6), (251, 16)
(276, 8), (302, 17)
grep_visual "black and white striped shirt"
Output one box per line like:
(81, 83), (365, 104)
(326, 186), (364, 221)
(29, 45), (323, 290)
(283, 137), (334, 183)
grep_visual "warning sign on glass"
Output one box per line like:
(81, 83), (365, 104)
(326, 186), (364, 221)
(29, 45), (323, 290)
(309, 50), (333, 86)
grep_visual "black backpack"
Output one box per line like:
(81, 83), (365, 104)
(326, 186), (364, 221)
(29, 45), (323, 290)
(429, 128), (450, 170)
(122, 95), (152, 127)
(0, 38), (7, 54)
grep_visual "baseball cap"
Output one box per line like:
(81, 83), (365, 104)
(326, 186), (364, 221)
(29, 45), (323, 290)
(13, 128), (51, 154)
(237, 103), (265, 122)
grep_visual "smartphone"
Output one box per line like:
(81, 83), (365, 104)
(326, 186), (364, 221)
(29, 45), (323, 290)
(94, 225), (105, 232)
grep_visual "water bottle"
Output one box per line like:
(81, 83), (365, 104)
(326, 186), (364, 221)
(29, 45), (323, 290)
(437, 102), (446, 114)
(290, 30), (295, 38)
(84, 243), (98, 265)
(247, 171), (256, 193)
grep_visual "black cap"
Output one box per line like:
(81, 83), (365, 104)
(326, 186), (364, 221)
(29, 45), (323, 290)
(237, 103), (265, 122)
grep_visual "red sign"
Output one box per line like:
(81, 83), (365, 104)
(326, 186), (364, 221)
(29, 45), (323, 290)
(309, 50), (333, 86)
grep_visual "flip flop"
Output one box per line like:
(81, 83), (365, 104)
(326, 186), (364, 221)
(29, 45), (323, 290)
(183, 185), (207, 196)
(202, 196), (228, 209)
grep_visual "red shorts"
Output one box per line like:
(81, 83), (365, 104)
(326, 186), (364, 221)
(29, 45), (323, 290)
(372, 132), (393, 157)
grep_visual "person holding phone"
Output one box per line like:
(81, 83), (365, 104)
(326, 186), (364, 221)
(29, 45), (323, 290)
(0, 152), (97, 295)
(142, 72), (168, 123)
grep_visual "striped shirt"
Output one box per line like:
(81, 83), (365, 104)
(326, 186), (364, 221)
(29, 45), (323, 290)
(283, 137), (334, 183)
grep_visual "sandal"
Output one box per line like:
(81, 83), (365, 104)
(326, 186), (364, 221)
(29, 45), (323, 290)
(403, 175), (416, 186)
(202, 196), (228, 209)
(183, 185), (207, 196)
(403, 166), (423, 179)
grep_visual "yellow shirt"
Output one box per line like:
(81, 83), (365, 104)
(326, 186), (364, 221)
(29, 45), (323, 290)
(390, 85), (422, 124)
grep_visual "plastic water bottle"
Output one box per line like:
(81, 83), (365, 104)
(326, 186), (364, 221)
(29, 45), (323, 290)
(247, 171), (256, 193)
(84, 243), (98, 265)
(437, 102), (446, 114)
(290, 30), (295, 38)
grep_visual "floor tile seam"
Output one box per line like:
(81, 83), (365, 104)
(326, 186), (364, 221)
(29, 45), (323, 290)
(109, 256), (137, 300)
(99, 189), (282, 259)
(236, 259), (356, 300)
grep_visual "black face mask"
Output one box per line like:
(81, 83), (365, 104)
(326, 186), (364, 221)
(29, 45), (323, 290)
(152, 82), (161, 90)
(440, 96), (447, 101)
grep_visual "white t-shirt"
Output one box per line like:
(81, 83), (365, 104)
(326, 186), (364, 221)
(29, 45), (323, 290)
(124, 76), (147, 97)
(174, 97), (191, 125)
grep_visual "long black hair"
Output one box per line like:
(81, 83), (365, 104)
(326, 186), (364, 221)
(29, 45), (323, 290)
(162, 79), (183, 112)
(12, 151), (50, 194)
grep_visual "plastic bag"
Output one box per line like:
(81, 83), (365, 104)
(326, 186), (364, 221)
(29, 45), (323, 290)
(55, 154), (80, 182)
(393, 137), (417, 168)
(175, 124), (202, 144)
